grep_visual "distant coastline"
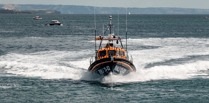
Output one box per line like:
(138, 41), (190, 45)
(0, 9), (60, 14)
(0, 9), (34, 14)
(1, 4), (209, 14)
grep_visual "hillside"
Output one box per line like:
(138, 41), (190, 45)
(1, 4), (209, 14)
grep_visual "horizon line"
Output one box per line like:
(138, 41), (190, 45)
(0, 4), (208, 10)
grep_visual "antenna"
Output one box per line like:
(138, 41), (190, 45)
(94, 7), (96, 30)
(126, 8), (127, 32)
(94, 7), (96, 51)
(103, 24), (104, 36)
(118, 10), (119, 36)
(126, 7), (127, 51)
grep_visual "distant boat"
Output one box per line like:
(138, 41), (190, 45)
(45, 20), (62, 26)
(129, 12), (131, 15)
(33, 16), (42, 20)
(49, 20), (61, 25)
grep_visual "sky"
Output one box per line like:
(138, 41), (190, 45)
(0, 0), (209, 9)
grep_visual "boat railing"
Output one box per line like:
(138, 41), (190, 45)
(125, 51), (133, 63)
(90, 51), (133, 64)
(90, 54), (96, 65)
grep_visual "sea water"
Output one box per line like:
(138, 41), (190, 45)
(0, 14), (209, 102)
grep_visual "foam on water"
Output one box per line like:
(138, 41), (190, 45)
(0, 50), (91, 80)
(100, 38), (209, 83)
(1, 38), (209, 83)
(0, 29), (15, 33)
(102, 61), (209, 83)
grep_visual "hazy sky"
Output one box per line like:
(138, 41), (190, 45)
(0, 0), (209, 9)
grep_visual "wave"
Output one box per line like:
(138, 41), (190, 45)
(144, 54), (209, 68)
(0, 50), (91, 79)
(1, 37), (209, 84)
(0, 29), (16, 33)
(1, 51), (209, 83)
(0, 49), (4, 56)
(101, 61), (209, 83)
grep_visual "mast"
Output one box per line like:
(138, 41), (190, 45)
(108, 15), (115, 35)
(109, 15), (112, 34)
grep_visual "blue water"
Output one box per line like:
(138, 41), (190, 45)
(1, 14), (209, 102)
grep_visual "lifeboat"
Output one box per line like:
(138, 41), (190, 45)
(88, 15), (136, 78)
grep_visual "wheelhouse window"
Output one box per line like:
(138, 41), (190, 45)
(99, 51), (106, 57)
(108, 50), (116, 56)
(119, 51), (125, 56)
